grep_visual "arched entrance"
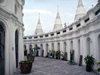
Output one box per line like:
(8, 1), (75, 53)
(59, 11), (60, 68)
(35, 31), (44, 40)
(52, 43), (54, 50)
(98, 35), (100, 61)
(41, 44), (43, 56)
(70, 41), (73, 50)
(0, 25), (5, 75)
(15, 30), (18, 68)
(78, 39), (80, 62)
(24, 45), (26, 50)
(58, 43), (60, 50)
(29, 44), (32, 48)
(86, 37), (91, 55)
(64, 42), (66, 52)
(46, 44), (48, 55)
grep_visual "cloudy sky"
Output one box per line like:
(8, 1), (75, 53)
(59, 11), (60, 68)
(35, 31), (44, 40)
(23, 0), (97, 36)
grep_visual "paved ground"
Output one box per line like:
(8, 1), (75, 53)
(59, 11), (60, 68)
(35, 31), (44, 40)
(13, 56), (98, 75)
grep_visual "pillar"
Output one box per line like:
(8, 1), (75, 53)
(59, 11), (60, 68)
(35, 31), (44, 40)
(54, 41), (57, 51)
(43, 43), (46, 56)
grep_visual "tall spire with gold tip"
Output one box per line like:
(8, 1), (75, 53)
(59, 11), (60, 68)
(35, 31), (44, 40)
(38, 13), (40, 24)
(53, 6), (63, 31)
(74, 0), (86, 21)
(35, 13), (43, 35)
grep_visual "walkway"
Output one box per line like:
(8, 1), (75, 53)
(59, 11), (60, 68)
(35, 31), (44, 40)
(13, 57), (97, 75)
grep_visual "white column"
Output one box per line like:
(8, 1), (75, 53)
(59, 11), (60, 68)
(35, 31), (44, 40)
(54, 32), (57, 36)
(40, 44), (43, 56)
(90, 32), (98, 62)
(9, 21), (16, 74)
(36, 43), (40, 56)
(60, 31), (63, 35)
(32, 44), (34, 49)
(73, 38), (78, 63)
(54, 41), (57, 51)
(89, 10), (95, 20)
(65, 40), (67, 52)
(19, 27), (24, 61)
(5, 26), (10, 75)
(81, 36), (86, 65)
(60, 41), (63, 52)
(90, 33), (94, 55)
(49, 42), (52, 50)
(67, 27), (69, 33)
(73, 24), (76, 30)
(49, 33), (51, 37)
(43, 43), (46, 56)
(38, 44), (41, 56)
(80, 19), (85, 26)
(67, 40), (70, 60)
(26, 44), (29, 54)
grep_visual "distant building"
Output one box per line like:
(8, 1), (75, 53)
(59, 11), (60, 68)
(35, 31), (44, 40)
(0, 0), (25, 75)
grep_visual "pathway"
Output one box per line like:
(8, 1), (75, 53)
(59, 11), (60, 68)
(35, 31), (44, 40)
(12, 56), (97, 75)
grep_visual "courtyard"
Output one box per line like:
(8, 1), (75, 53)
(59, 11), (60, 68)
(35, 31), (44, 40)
(12, 56), (97, 75)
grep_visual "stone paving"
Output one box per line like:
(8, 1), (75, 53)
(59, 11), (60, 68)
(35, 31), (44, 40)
(12, 56), (98, 75)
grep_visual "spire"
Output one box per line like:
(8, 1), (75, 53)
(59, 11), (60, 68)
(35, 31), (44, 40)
(35, 13), (43, 35)
(78, 0), (83, 7)
(74, 0), (86, 21)
(53, 6), (62, 31)
(38, 13), (40, 24)
(57, 5), (59, 13)
(56, 6), (60, 19)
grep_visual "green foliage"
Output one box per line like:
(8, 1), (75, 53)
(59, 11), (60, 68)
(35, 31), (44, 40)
(61, 52), (64, 58)
(95, 62), (100, 72)
(97, 68), (100, 72)
(96, 62), (100, 66)
(20, 61), (32, 63)
(52, 50), (55, 53)
(55, 50), (60, 57)
(84, 55), (95, 68)
(34, 46), (40, 49)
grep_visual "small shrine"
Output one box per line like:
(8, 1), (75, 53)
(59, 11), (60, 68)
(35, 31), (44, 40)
(68, 49), (76, 65)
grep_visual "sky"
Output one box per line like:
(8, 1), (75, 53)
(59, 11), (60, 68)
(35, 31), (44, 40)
(23, 0), (98, 36)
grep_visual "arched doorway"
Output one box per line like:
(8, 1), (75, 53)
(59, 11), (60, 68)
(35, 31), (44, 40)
(15, 30), (18, 68)
(78, 39), (80, 62)
(86, 37), (91, 55)
(41, 44), (43, 50)
(58, 43), (60, 50)
(29, 44), (32, 49)
(46, 44), (48, 55)
(98, 35), (100, 61)
(70, 41), (73, 50)
(41, 44), (43, 56)
(0, 24), (5, 75)
(64, 42), (66, 52)
(52, 43), (54, 50)
(24, 45), (26, 50)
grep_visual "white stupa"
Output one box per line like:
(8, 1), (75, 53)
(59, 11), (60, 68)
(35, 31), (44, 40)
(35, 13), (43, 35)
(74, 0), (86, 21)
(53, 6), (63, 31)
